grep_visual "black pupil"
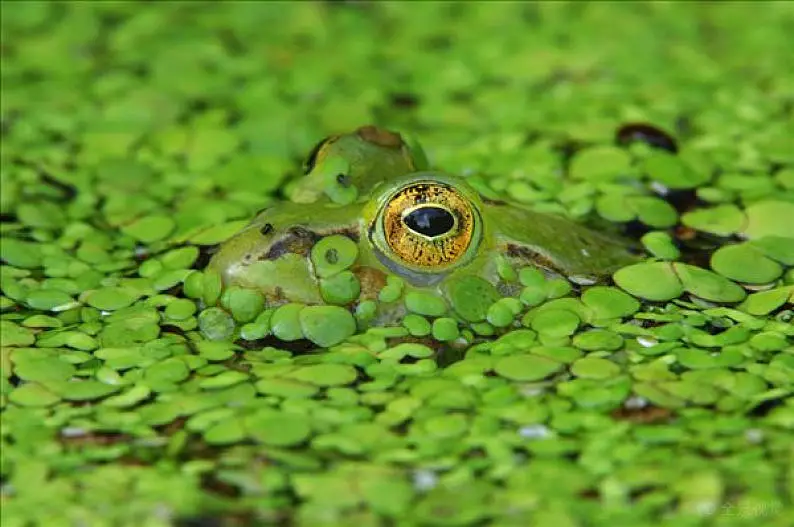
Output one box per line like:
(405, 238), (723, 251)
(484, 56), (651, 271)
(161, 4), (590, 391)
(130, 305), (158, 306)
(403, 207), (455, 237)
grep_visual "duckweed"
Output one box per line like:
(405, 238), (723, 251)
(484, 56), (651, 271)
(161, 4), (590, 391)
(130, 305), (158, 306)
(2, 3), (792, 526)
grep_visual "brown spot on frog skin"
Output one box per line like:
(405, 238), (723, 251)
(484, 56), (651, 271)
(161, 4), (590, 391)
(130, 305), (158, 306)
(354, 266), (388, 300)
(356, 125), (404, 148)
(257, 226), (360, 262)
(315, 227), (360, 243)
(263, 226), (318, 260)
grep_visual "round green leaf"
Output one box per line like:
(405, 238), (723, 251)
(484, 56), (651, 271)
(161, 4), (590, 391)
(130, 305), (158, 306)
(25, 289), (75, 311)
(121, 215), (176, 243)
(198, 307), (236, 341)
(319, 271), (361, 305)
(673, 263), (746, 302)
(310, 235), (359, 278)
(641, 231), (681, 260)
(711, 244), (783, 284)
(642, 151), (708, 189)
(9, 383), (60, 407)
(581, 286), (640, 319)
(743, 200), (794, 239)
(221, 286), (265, 323)
(681, 205), (745, 236)
(431, 317), (459, 341)
(288, 363), (358, 387)
(530, 309), (580, 337)
(405, 290), (448, 317)
(271, 303), (306, 341)
(570, 146), (633, 182)
(190, 220), (249, 245)
(245, 412), (311, 447)
(299, 305), (356, 347)
(84, 287), (140, 311)
(493, 354), (563, 381)
(571, 357), (621, 379)
(613, 262), (684, 301)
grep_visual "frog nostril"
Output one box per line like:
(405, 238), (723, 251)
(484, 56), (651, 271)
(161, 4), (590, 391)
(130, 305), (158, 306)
(403, 206), (455, 237)
(260, 223), (274, 236)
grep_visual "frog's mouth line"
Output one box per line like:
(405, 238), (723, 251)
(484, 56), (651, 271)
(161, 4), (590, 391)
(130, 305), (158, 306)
(505, 244), (566, 278)
(505, 243), (598, 285)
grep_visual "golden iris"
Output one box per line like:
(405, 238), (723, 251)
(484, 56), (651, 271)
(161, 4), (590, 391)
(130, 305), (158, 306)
(381, 182), (475, 268)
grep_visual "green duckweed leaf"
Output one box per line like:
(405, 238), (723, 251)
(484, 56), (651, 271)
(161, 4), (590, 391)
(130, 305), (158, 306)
(404, 290), (448, 317)
(530, 309), (579, 337)
(310, 235), (359, 278)
(738, 287), (793, 315)
(319, 271), (361, 305)
(9, 383), (60, 407)
(299, 305), (357, 347)
(271, 303), (306, 341)
(51, 380), (121, 401)
(288, 364), (358, 387)
(613, 262), (684, 301)
(748, 236), (794, 265)
(0, 321), (35, 347)
(710, 244), (783, 284)
(84, 287), (141, 311)
(245, 411), (311, 447)
(673, 263), (747, 303)
(742, 200), (794, 239)
(641, 231), (681, 260)
(0, 238), (43, 268)
(494, 354), (563, 381)
(571, 357), (621, 379)
(681, 204), (746, 236)
(189, 220), (249, 245)
(220, 286), (265, 323)
(570, 146), (633, 182)
(402, 314), (432, 337)
(198, 307), (236, 341)
(642, 151), (709, 189)
(431, 317), (460, 341)
(581, 286), (640, 319)
(121, 215), (176, 243)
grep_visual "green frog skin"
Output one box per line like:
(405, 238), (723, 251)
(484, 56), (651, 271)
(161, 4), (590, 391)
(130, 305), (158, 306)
(283, 125), (428, 206)
(208, 169), (639, 324)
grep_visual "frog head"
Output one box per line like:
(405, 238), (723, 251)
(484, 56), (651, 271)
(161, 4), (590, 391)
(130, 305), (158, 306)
(208, 171), (639, 324)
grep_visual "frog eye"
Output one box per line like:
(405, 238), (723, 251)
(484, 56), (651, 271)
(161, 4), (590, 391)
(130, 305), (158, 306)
(374, 181), (480, 271)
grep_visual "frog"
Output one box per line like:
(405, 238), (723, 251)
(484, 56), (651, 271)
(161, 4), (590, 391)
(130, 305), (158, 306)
(206, 126), (640, 338)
